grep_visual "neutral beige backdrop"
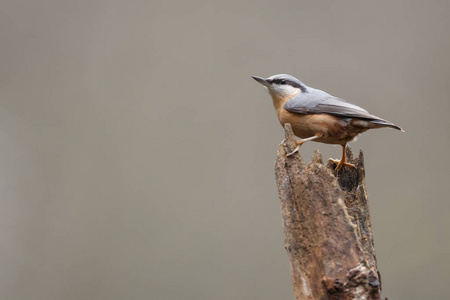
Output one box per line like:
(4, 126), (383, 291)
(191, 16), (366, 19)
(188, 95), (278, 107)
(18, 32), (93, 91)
(1, 1), (448, 299)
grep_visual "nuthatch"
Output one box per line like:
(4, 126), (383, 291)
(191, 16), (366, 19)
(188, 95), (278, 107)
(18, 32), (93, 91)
(252, 74), (403, 170)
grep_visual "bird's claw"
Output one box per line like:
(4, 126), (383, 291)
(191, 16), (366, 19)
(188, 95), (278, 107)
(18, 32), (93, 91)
(328, 158), (355, 171)
(286, 145), (300, 157)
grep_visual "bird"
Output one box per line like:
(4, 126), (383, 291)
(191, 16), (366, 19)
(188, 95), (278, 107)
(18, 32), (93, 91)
(252, 74), (403, 170)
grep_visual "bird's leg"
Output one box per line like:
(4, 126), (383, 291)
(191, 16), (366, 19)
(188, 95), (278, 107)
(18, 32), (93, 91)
(329, 145), (355, 171)
(286, 135), (320, 157)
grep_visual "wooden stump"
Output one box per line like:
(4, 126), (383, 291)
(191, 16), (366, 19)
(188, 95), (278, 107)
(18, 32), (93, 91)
(275, 124), (383, 300)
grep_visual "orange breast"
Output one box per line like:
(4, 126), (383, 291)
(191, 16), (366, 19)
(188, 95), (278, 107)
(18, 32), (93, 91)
(278, 109), (337, 135)
(271, 95), (366, 145)
(277, 108), (361, 145)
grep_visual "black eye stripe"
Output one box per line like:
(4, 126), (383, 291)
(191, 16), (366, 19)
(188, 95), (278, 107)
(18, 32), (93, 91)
(271, 78), (307, 93)
(271, 79), (284, 85)
(273, 79), (294, 85)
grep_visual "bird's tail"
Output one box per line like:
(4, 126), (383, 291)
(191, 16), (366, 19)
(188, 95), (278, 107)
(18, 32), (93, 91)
(370, 119), (404, 132)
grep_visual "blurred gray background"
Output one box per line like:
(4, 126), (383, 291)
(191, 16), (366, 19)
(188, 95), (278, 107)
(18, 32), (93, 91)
(0, 1), (448, 299)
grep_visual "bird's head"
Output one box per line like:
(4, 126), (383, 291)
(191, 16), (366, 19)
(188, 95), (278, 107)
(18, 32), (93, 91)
(252, 74), (308, 101)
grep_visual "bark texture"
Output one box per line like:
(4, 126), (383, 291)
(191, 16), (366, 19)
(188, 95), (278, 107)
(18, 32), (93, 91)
(275, 124), (383, 300)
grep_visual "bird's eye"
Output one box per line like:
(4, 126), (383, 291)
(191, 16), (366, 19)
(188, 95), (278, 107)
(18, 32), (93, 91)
(280, 79), (286, 84)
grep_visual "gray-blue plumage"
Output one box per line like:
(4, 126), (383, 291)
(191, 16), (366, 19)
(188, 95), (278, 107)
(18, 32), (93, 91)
(284, 86), (402, 131)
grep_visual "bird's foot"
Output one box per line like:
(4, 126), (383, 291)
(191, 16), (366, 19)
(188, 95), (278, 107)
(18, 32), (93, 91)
(285, 136), (319, 158)
(328, 158), (355, 171)
(279, 139), (286, 146)
(286, 145), (300, 157)
(286, 140), (306, 157)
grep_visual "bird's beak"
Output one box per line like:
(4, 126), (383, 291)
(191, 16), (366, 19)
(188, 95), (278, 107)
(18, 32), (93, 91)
(252, 75), (271, 87)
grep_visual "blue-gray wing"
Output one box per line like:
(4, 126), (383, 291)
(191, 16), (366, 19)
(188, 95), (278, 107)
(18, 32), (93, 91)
(284, 93), (402, 130)
(284, 94), (378, 119)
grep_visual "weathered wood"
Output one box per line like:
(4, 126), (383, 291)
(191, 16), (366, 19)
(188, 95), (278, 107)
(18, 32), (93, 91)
(275, 124), (383, 300)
